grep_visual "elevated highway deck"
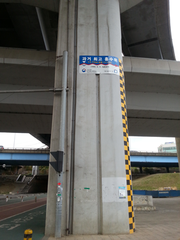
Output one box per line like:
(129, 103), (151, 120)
(0, 149), (178, 168)
(1, 51), (180, 140)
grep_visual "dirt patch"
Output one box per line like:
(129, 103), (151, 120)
(0, 182), (16, 194)
(0, 175), (26, 194)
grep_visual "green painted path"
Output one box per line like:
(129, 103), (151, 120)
(0, 205), (46, 240)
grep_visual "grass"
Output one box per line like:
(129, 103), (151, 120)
(132, 173), (180, 190)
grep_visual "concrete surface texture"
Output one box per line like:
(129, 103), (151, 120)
(133, 195), (153, 207)
(42, 197), (180, 240)
(0, 0), (179, 239)
(175, 138), (180, 172)
(74, 0), (128, 235)
(45, 0), (131, 237)
(119, 0), (143, 13)
(0, 0), (59, 12)
(0, 0), (176, 142)
(2, 51), (180, 137)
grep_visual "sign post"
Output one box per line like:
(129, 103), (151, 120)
(50, 50), (68, 239)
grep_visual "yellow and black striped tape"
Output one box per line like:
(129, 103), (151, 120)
(119, 59), (135, 234)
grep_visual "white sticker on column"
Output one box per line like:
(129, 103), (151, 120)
(118, 186), (126, 199)
(102, 177), (127, 202)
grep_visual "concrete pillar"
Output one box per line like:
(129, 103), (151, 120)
(32, 166), (39, 175)
(45, 0), (135, 237)
(74, 0), (135, 235)
(45, 1), (73, 237)
(175, 138), (180, 172)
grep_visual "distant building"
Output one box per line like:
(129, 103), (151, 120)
(158, 142), (177, 153)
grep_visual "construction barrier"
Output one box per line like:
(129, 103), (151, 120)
(24, 229), (33, 240)
(133, 190), (180, 198)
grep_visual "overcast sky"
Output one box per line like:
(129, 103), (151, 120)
(0, 0), (179, 151)
(128, 0), (179, 152)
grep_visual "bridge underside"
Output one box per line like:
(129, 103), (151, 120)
(0, 150), (178, 169)
(0, 0), (178, 237)
(0, 0), (177, 146)
(0, 53), (180, 145)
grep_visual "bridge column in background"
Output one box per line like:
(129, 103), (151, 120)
(32, 166), (39, 175)
(45, 0), (135, 237)
(175, 138), (180, 172)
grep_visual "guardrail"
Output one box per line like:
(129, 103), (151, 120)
(133, 190), (180, 198)
(0, 193), (44, 202)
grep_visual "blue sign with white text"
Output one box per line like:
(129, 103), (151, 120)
(79, 55), (119, 75)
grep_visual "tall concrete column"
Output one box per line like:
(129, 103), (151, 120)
(175, 138), (180, 172)
(73, 0), (134, 235)
(45, 0), (135, 238)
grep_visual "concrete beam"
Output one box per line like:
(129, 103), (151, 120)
(128, 117), (180, 138)
(124, 57), (180, 95)
(1, 54), (180, 138)
(0, 0), (59, 12)
(119, 0), (143, 13)
(0, 48), (55, 67)
(175, 138), (180, 172)
(124, 57), (180, 76)
(0, 84), (53, 105)
(0, 111), (51, 133)
(127, 92), (180, 113)
(0, 48), (55, 87)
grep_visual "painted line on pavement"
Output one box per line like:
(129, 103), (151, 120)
(0, 198), (46, 213)
(0, 203), (46, 222)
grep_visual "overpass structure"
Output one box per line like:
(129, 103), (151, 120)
(1, 52), (180, 138)
(0, 149), (50, 166)
(0, 0), (179, 238)
(0, 149), (178, 169)
(0, 1), (178, 141)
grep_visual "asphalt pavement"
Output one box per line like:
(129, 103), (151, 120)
(0, 195), (180, 240)
(0, 194), (46, 240)
(44, 197), (180, 240)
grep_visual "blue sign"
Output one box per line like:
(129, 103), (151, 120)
(79, 55), (119, 75)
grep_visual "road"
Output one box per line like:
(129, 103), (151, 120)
(1, 195), (180, 240)
(0, 194), (46, 240)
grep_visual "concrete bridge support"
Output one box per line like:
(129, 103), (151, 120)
(45, 0), (135, 238)
(175, 138), (180, 172)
